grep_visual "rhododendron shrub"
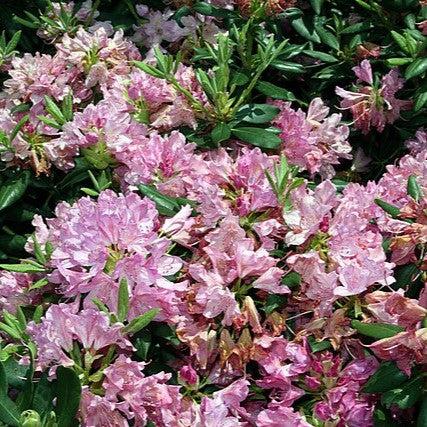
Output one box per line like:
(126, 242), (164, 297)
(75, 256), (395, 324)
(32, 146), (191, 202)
(0, 1), (426, 426)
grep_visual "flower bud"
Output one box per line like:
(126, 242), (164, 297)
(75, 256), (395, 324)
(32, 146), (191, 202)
(19, 410), (41, 427)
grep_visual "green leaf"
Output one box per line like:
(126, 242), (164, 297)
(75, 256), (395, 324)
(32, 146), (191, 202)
(123, 308), (160, 334)
(315, 25), (340, 50)
(256, 81), (296, 101)
(192, 2), (235, 18)
(133, 61), (165, 79)
(309, 0), (324, 14)
(54, 367), (81, 427)
(407, 175), (422, 201)
(405, 58), (427, 80)
(386, 57), (412, 67)
(414, 91), (427, 111)
(0, 263), (46, 273)
(0, 171), (30, 211)
(0, 394), (20, 426)
(391, 30), (410, 54)
(117, 278), (129, 323)
(231, 127), (281, 149)
(308, 336), (332, 353)
(340, 22), (372, 34)
(271, 60), (305, 74)
(0, 362), (7, 395)
(138, 184), (184, 217)
(235, 104), (280, 124)
(211, 123), (231, 144)
(303, 49), (338, 63)
(381, 375), (423, 409)
(44, 96), (65, 125)
(351, 320), (404, 339)
(134, 330), (152, 360)
(290, 17), (321, 43)
(374, 198), (401, 219)
(417, 396), (427, 427)
(363, 362), (408, 393)
(0, 362), (19, 427)
(281, 272), (301, 288)
(264, 294), (286, 315)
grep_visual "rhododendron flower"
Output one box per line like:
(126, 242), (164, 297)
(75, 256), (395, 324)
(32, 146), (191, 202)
(48, 100), (147, 170)
(31, 190), (187, 321)
(368, 329), (427, 375)
(197, 379), (250, 426)
(271, 98), (352, 178)
(132, 8), (187, 47)
(405, 128), (427, 155)
(366, 290), (427, 328)
(0, 271), (34, 313)
(257, 405), (311, 426)
(79, 389), (129, 427)
(27, 303), (132, 372)
(103, 355), (194, 426)
(56, 27), (141, 87)
(191, 147), (278, 226)
(336, 60), (410, 134)
(3, 53), (83, 104)
(314, 357), (378, 427)
(115, 130), (201, 194)
(105, 65), (208, 130)
(283, 180), (337, 245)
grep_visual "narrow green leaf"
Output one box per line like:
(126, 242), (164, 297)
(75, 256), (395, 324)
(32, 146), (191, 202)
(374, 198), (401, 218)
(391, 30), (410, 54)
(231, 127), (282, 149)
(117, 278), (129, 323)
(133, 61), (165, 79)
(211, 122), (231, 144)
(351, 320), (404, 339)
(0, 171), (30, 211)
(0, 394), (20, 426)
(44, 96), (65, 125)
(256, 81), (296, 101)
(309, 0), (324, 14)
(303, 49), (338, 63)
(235, 104), (280, 124)
(0, 263), (45, 273)
(407, 175), (422, 201)
(382, 376), (423, 409)
(123, 308), (160, 334)
(363, 362), (408, 393)
(54, 367), (82, 427)
(290, 17), (321, 43)
(405, 58), (427, 80)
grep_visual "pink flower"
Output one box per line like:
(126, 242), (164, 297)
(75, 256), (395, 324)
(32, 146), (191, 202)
(366, 290), (427, 328)
(115, 131), (200, 194)
(27, 303), (132, 372)
(336, 60), (410, 134)
(197, 379), (249, 426)
(79, 389), (129, 427)
(31, 190), (186, 322)
(368, 328), (427, 375)
(49, 100), (147, 170)
(191, 147), (278, 225)
(56, 27), (140, 86)
(405, 128), (427, 155)
(0, 271), (34, 313)
(283, 180), (337, 245)
(271, 98), (351, 178)
(104, 355), (192, 427)
(257, 406), (311, 427)
(132, 9), (187, 47)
